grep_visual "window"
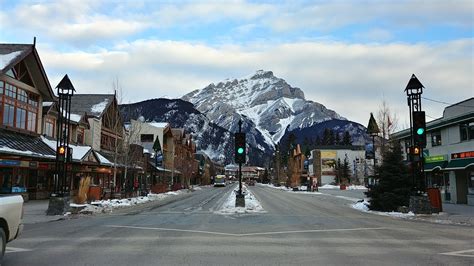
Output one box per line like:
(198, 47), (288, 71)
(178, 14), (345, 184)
(15, 108), (26, 129)
(5, 83), (16, 99)
(44, 119), (55, 138)
(140, 134), (154, 142)
(431, 131), (442, 146)
(3, 104), (14, 127)
(460, 121), (474, 141)
(77, 128), (84, 144)
(27, 112), (36, 131)
(0, 81), (39, 132)
(17, 88), (28, 102)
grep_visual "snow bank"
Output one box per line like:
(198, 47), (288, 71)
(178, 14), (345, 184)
(215, 185), (265, 214)
(70, 189), (189, 214)
(351, 199), (415, 219)
(320, 184), (340, 189)
(259, 183), (322, 194)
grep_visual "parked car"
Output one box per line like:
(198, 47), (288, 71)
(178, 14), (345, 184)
(0, 195), (24, 263)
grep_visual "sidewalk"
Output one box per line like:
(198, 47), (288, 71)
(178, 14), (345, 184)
(23, 200), (66, 224)
(416, 203), (474, 226)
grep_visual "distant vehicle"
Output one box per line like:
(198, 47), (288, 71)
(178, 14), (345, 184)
(0, 195), (24, 262)
(247, 180), (256, 186)
(214, 175), (226, 187)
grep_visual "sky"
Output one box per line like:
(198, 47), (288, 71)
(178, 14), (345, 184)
(0, 0), (472, 128)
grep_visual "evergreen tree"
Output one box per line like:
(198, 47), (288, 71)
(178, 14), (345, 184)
(365, 141), (411, 212)
(335, 133), (341, 145)
(343, 131), (353, 146)
(322, 128), (331, 145)
(315, 135), (322, 146)
(328, 129), (335, 145)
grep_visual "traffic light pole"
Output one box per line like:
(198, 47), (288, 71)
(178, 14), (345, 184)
(238, 120), (242, 196)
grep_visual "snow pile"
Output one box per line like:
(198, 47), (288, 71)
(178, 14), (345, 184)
(346, 185), (368, 190)
(91, 99), (109, 114)
(259, 183), (322, 194)
(352, 199), (415, 218)
(216, 185), (265, 214)
(319, 184), (340, 189)
(71, 189), (189, 214)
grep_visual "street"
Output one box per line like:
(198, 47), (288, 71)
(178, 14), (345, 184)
(4, 184), (474, 266)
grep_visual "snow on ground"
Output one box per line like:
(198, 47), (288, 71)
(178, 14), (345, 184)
(319, 184), (367, 190)
(352, 199), (415, 218)
(259, 183), (322, 194)
(71, 189), (189, 214)
(215, 185), (265, 214)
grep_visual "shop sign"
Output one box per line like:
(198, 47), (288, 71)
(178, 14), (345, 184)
(38, 163), (53, 170)
(321, 150), (337, 159)
(0, 159), (21, 166)
(425, 155), (446, 163)
(29, 161), (38, 168)
(451, 151), (474, 160)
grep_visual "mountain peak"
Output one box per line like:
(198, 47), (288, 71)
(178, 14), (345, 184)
(250, 70), (275, 80)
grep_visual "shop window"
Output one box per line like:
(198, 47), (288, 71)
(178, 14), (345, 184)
(431, 131), (442, 146)
(140, 134), (154, 142)
(469, 171), (474, 194)
(17, 88), (28, 102)
(0, 81), (4, 94)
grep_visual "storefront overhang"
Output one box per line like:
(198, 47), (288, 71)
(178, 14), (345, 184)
(445, 158), (474, 170)
(424, 161), (447, 172)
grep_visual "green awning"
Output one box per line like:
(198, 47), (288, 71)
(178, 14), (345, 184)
(424, 161), (447, 172)
(445, 158), (474, 170)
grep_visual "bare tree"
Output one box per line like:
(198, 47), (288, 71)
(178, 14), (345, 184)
(377, 100), (399, 138)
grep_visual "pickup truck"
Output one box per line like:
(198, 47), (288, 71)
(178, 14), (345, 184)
(0, 195), (24, 263)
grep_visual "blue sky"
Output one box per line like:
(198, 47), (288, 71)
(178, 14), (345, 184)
(0, 0), (472, 127)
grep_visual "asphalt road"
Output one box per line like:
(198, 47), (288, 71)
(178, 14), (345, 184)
(4, 184), (473, 266)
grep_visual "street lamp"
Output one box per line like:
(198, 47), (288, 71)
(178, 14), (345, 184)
(47, 74), (75, 215)
(367, 112), (380, 186)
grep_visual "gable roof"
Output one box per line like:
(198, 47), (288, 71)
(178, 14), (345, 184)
(0, 43), (55, 101)
(70, 94), (115, 118)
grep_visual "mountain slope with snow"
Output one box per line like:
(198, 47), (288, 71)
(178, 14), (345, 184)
(182, 70), (343, 146)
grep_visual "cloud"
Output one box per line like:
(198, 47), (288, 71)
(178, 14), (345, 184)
(36, 38), (473, 127)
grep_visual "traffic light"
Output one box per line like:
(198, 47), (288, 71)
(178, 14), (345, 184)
(234, 133), (246, 164)
(413, 111), (426, 148)
(410, 146), (421, 162)
(57, 145), (66, 161)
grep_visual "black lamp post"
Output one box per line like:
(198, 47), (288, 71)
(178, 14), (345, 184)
(47, 74), (75, 215)
(367, 112), (380, 185)
(404, 74), (425, 193)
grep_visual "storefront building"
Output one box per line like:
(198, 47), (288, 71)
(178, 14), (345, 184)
(392, 98), (474, 205)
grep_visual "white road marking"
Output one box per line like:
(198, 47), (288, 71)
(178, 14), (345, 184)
(106, 225), (388, 237)
(439, 249), (474, 258)
(5, 247), (33, 253)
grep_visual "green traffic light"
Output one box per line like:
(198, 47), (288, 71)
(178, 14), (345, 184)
(416, 128), (424, 135)
(237, 147), (244, 154)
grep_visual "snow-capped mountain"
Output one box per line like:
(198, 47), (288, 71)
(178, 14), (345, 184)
(182, 70), (343, 147)
(119, 98), (273, 165)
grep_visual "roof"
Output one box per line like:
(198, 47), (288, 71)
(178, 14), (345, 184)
(0, 44), (31, 72)
(0, 129), (55, 159)
(41, 136), (92, 162)
(70, 94), (115, 118)
(0, 43), (55, 101)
